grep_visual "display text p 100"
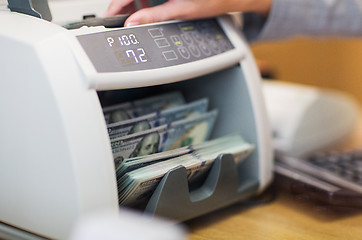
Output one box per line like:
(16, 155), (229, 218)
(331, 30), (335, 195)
(106, 33), (151, 67)
(106, 33), (140, 47)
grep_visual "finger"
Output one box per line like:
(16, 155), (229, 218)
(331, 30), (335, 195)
(104, 0), (135, 16)
(124, 1), (195, 26)
(118, 3), (137, 14)
(138, 0), (150, 9)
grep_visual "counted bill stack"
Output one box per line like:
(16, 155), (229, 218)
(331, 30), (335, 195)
(102, 92), (255, 207)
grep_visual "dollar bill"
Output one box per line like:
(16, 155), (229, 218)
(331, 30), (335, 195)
(115, 146), (193, 178)
(103, 91), (185, 124)
(120, 143), (253, 206)
(115, 134), (245, 178)
(117, 135), (254, 206)
(107, 98), (209, 139)
(111, 110), (218, 163)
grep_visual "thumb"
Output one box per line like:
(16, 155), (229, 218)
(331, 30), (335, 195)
(124, 1), (194, 26)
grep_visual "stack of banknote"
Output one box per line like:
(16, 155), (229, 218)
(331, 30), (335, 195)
(103, 91), (186, 124)
(102, 91), (255, 206)
(117, 134), (254, 206)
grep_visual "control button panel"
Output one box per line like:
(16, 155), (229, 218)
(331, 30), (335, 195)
(77, 18), (235, 73)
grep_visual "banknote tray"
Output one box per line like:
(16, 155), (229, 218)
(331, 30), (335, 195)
(145, 153), (259, 221)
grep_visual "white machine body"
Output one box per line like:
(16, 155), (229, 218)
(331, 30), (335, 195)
(263, 81), (360, 157)
(0, 9), (273, 239)
(48, 0), (112, 25)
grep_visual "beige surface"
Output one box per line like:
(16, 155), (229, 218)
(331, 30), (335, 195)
(251, 37), (362, 104)
(187, 191), (362, 240)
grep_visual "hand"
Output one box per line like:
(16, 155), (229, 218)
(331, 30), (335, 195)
(105, 0), (272, 26)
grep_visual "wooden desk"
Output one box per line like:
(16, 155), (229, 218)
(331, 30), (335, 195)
(186, 119), (362, 239)
(187, 191), (362, 240)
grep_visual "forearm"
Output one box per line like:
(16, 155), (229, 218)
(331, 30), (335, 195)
(105, 0), (272, 26)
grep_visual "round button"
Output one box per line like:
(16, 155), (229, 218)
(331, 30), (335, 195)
(199, 42), (211, 56)
(192, 31), (203, 42)
(178, 47), (191, 59)
(181, 33), (193, 45)
(171, 35), (183, 47)
(188, 45), (201, 57)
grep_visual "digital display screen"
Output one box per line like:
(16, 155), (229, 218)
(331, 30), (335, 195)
(116, 47), (150, 66)
(105, 34), (151, 66)
(77, 18), (235, 72)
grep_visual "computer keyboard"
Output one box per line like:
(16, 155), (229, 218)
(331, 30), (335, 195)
(275, 150), (362, 207)
(277, 150), (362, 194)
(308, 150), (362, 186)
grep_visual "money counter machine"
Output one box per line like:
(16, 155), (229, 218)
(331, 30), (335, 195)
(0, 0), (273, 239)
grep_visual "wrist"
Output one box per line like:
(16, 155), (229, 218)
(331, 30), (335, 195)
(240, 0), (272, 16)
(254, 0), (272, 16)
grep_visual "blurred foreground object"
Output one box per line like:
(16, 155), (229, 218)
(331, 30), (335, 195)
(263, 81), (360, 157)
(69, 208), (187, 240)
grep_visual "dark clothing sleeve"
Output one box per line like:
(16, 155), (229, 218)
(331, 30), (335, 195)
(243, 0), (362, 42)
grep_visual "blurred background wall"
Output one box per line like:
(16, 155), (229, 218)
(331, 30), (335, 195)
(251, 38), (362, 104)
